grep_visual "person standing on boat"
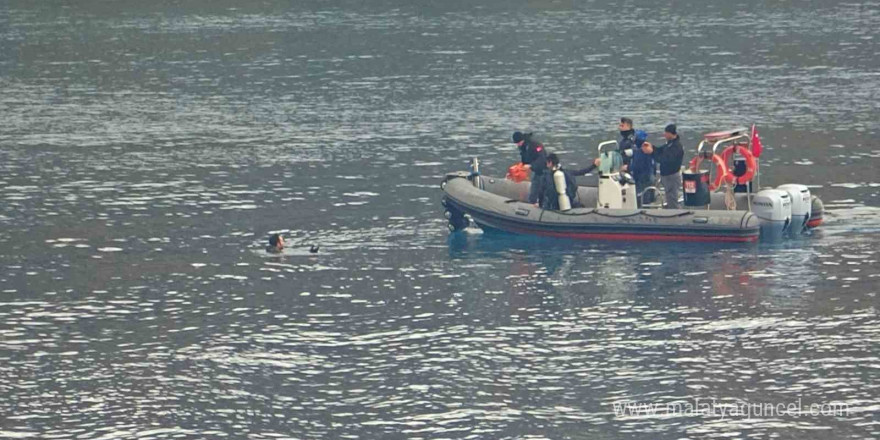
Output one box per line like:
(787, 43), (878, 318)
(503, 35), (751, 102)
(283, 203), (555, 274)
(630, 129), (656, 206)
(642, 124), (685, 209)
(512, 131), (548, 204)
(538, 153), (579, 210)
(617, 117), (638, 172)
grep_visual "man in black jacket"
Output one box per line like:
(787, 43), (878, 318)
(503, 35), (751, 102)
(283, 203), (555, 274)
(512, 131), (548, 204)
(642, 124), (685, 208)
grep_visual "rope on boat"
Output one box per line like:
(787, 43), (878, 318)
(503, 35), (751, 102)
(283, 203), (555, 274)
(553, 208), (694, 219)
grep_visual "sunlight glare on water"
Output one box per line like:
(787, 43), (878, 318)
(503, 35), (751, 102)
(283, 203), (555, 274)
(0, 1), (878, 439)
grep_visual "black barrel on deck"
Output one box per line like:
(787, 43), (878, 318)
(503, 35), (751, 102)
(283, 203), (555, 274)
(683, 170), (710, 206)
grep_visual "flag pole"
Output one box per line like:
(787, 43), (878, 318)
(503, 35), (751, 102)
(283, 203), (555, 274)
(752, 123), (761, 192)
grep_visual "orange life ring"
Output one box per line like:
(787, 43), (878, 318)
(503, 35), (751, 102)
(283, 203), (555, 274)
(721, 144), (757, 185)
(688, 154), (731, 191)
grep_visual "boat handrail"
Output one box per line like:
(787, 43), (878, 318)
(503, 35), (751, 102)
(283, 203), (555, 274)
(696, 139), (709, 156)
(639, 186), (664, 209)
(712, 134), (750, 155)
(697, 134), (750, 156)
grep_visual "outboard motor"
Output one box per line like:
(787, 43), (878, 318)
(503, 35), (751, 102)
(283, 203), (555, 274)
(598, 173), (637, 209)
(752, 189), (792, 241)
(777, 184), (811, 235)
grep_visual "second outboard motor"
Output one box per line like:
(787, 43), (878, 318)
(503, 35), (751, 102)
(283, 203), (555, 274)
(777, 184), (811, 235)
(752, 189), (792, 241)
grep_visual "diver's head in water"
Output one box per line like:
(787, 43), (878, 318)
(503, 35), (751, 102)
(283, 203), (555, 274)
(267, 233), (284, 253)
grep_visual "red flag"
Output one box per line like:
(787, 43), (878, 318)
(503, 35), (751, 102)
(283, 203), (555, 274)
(750, 123), (763, 158)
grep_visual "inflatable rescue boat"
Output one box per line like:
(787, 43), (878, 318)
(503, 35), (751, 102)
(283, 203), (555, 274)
(440, 127), (824, 242)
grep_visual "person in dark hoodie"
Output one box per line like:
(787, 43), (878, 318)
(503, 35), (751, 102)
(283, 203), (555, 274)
(642, 124), (685, 208)
(629, 129), (656, 206)
(512, 131), (548, 204)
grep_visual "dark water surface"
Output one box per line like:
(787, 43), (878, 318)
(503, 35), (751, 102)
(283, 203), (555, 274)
(1, 1), (879, 439)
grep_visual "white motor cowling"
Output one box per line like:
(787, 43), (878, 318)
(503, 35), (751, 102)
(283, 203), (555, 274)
(752, 189), (792, 240)
(777, 184), (811, 235)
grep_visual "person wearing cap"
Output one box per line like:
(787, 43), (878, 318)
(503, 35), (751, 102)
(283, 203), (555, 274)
(512, 131), (548, 204)
(642, 124), (685, 208)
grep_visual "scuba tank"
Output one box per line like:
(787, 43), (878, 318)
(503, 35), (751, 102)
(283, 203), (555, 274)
(553, 168), (572, 211)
